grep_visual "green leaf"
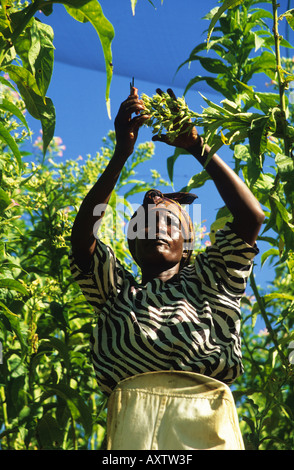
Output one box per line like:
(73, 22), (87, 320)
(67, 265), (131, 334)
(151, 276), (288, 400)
(209, 215), (233, 244)
(166, 147), (189, 183)
(40, 3), (54, 16)
(197, 56), (228, 75)
(131, 0), (138, 15)
(275, 153), (294, 181)
(0, 187), (12, 210)
(263, 292), (294, 303)
(0, 121), (22, 169)
(0, 278), (29, 296)
(234, 144), (251, 161)
(261, 248), (279, 266)
(183, 75), (234, 99)
(29, 20), (54, 97)
(0, 74), (18, 93)
(38, 337), (71, 371)
(181, 170), (211, 192)
(279, 9), (294, 31)
(64, 0), (114, 118)
(0, 300), (28, 355)
(0, 98), (29, 131)
(44, 383), (92, 437)
(36, 413), (63, 449)
(207, 0), (245, 43)
(270, 193), (294, 230)
(4, 64), (56, 155)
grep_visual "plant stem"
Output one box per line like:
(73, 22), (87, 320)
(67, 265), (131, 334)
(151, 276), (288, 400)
(272, 0), (290, 156)
(0, 386), (10, 448)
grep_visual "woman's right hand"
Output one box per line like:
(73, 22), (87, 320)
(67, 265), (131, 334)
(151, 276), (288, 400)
(114, 86), (149, 158)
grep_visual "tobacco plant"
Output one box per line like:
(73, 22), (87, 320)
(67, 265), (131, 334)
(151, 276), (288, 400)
(141, 0), (294, 449)
(0, 75), (168, 448)
(0, 0), (114, 158)
(172, 0), (294, 449)
(1, 0), (294, 451)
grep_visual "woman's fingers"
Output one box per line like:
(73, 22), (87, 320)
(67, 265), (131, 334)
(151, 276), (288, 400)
(116, 101), (144, 129)
(152, 133), (167, 143)
(156, 87), (177, 100)
(131, 114), (150, 130)
(167, 88), (177, 100)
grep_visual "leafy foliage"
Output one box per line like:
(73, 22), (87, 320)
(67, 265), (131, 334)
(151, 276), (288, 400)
(0, 0), (114, 156)
(140, 0), (294, 449)
(1, 0), (294, 451)
(0, 78), (167, 448)
(176, 0), (294, 449)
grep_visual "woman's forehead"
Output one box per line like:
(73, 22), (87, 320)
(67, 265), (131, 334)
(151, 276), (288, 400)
(143, 204), (183, 224)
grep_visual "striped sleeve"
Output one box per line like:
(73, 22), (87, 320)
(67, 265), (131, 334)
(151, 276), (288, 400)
(194, 223), (259, 296)
(69, 240), (124, 311)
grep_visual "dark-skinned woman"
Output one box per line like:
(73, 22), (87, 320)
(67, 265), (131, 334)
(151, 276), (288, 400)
(70, 87), (265, 450)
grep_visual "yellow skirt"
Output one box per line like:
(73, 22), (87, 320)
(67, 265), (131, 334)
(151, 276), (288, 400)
(106, 371), (244, 450)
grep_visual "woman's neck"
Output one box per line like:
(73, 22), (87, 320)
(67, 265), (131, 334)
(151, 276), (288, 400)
(141, 263), (181, 284)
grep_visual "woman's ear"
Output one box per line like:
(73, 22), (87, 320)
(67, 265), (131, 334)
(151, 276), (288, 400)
(182, 250), (188, 260)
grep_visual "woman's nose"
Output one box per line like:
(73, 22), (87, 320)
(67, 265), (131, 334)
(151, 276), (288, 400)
(147, 211), (168, 239)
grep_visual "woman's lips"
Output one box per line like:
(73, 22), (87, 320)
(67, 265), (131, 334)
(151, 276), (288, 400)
(147, 238), (169, 246)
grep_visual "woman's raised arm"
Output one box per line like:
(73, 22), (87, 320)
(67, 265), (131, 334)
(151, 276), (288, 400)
(71, 87), (149, 271)
(152, 88), (265, 247)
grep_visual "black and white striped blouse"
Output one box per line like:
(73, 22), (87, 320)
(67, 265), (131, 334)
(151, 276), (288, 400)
(69, 223), (258, 395)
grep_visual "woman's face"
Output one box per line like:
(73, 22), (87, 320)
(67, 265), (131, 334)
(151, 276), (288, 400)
(133, 204), (186, 270)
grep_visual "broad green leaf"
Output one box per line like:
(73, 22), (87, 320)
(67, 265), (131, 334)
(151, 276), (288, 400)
(28, 20), (54, 96)
(196, 56), (228, 75)
(38, 96), (56, 155)
(64, 0), (114, 118)
(4, 64), (56, 155)
(49, 300), (69, 328)
(40, 2), (53, 16)
(250, 51), (276, 80)
(11, 16), (34, 71)
(0, 278), (28, 295)
(45, 383), (92, 437)
(35, 414), (63, 449)
(4, 64), (45, 117)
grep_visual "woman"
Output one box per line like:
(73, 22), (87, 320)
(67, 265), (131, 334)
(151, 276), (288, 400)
(70, 87), (265, 450)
